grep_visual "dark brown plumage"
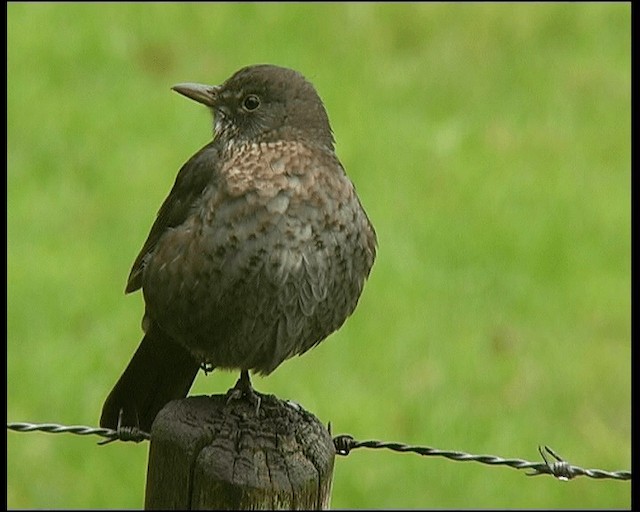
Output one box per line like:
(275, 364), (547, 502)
(100, 65), (377, 433)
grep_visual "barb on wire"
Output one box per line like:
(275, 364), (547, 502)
(7, 421), (630, 481)
(333, 435), (631, 482)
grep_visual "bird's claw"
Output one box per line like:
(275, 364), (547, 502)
(200, 361), (214, 375)
(225, 370), (261, 415)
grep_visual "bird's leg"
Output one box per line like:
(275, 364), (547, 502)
(236, 370), (252, 393)
(226, 370), (253, 398)
(226, 370), (261, 414)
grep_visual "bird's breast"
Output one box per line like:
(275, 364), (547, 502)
(141, 139), (375, 370)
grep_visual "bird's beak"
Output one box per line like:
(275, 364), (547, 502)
(171, 83), (220, 107)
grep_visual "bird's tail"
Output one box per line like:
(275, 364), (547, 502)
(100, 322), (201, 433)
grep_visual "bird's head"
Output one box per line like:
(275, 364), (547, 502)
(172, 65), (335, 150)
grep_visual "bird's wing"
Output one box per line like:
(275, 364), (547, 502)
(126, 142), (219, 293)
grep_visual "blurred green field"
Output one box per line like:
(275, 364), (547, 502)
(7, 3), (630, 509)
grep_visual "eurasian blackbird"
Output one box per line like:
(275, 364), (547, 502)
(100, 64), (377, 433)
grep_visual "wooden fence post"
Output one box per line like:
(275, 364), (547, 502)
(144, 393), (335, 510)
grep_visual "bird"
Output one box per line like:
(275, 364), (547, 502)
(100, 64), (377, 433)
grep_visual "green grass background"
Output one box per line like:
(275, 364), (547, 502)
(7, 3), (630, 509)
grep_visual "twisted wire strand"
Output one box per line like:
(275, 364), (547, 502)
(7, 421), (149, 444)
(332, 435), (631, 481)
(7, 421), (630, 481)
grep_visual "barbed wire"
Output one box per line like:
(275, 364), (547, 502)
(332, 435), (631, 481)
(7, 421), (149, 445)
(7, 421), (630, 481)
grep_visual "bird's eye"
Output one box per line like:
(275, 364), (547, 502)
(242, 94), (261, 111)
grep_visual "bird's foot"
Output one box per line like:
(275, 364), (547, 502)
(226, 370), (261, 414)
(200, 361), (214, 375)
